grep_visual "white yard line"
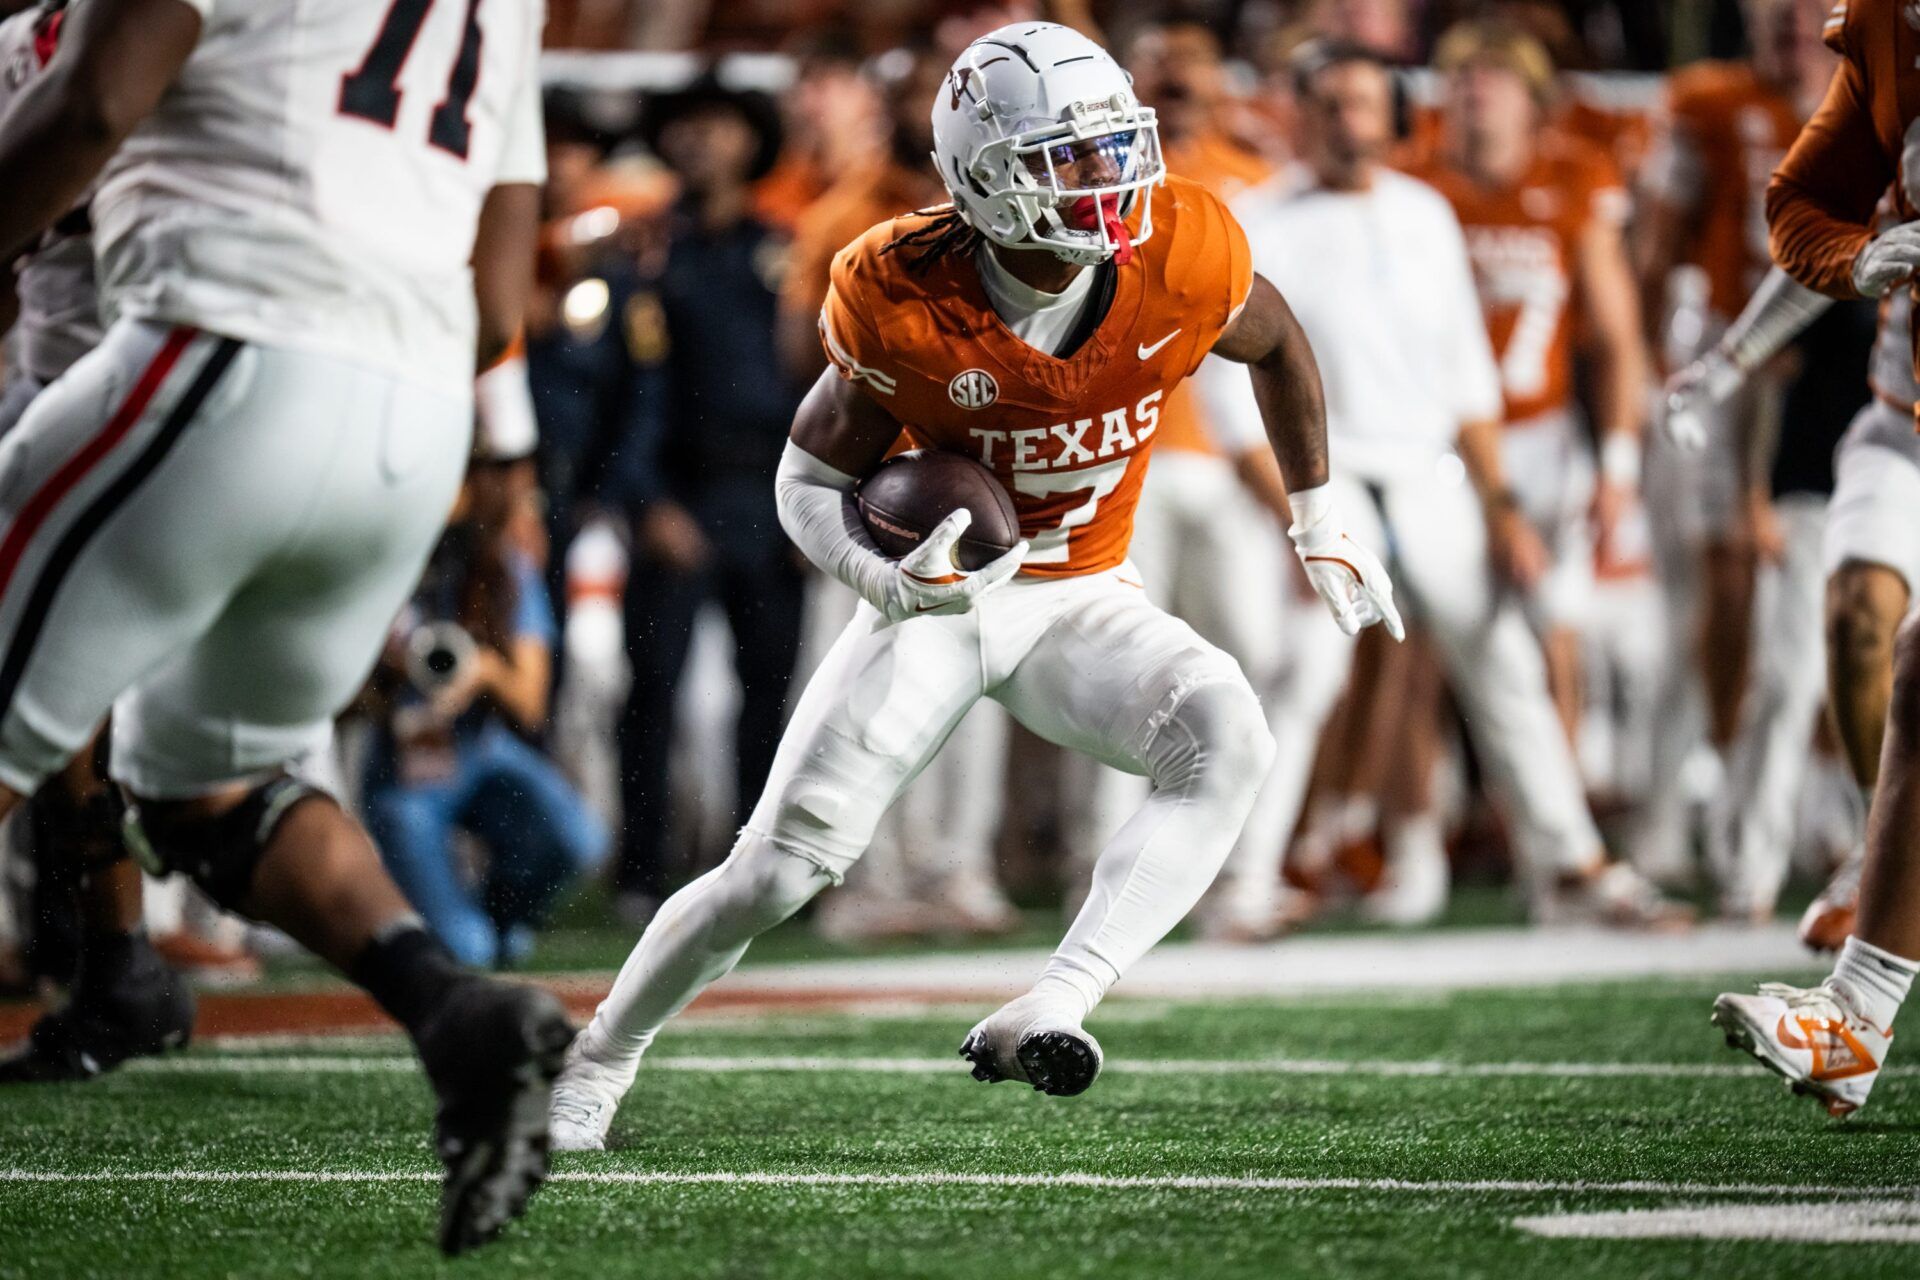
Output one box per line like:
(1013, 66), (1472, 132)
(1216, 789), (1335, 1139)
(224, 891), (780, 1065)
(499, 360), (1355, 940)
(1514, 1201), (1920, 1243)
(1, 1169), (1914, 1198)
(699, 922), (1824, 999)
(119, 1052), (1920, 1080)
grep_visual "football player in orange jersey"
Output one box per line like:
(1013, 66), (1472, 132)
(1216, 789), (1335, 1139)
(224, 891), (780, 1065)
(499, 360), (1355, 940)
(1631, 0), (1834, 881)
(548, 22), (1402, 1148)
(1412, 21), (1649, 745)
(1711, 0), (1920, 1117)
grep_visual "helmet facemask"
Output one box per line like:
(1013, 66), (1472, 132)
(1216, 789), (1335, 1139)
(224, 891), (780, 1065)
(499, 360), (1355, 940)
(953, 94), (1165, 267)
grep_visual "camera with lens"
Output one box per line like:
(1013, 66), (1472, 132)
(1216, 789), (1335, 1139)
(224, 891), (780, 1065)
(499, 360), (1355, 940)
(404, 620), (478, 698)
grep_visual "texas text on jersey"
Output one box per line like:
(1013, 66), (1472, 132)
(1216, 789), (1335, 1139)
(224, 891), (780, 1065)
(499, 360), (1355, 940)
(819, 173), (1253, 577)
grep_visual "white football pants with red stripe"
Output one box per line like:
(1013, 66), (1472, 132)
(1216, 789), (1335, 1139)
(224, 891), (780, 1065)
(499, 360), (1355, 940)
(0, 318), (469, 798)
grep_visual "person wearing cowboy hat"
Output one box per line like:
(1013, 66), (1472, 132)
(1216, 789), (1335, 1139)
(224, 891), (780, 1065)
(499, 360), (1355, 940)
(607, 71), (808, 921)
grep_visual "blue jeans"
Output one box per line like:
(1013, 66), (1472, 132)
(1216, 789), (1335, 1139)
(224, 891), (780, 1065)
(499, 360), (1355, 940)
(366, 724), (609, 967)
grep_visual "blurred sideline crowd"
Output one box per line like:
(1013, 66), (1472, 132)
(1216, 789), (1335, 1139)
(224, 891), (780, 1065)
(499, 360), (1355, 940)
(0, 0), (1867, 990)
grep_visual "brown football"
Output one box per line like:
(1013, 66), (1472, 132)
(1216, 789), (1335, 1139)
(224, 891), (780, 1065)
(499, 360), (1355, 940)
(855, 450), (1020, 572)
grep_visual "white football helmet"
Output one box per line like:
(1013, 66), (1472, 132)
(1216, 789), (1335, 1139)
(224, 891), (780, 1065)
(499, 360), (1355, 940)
(930, 22), (1165, 267)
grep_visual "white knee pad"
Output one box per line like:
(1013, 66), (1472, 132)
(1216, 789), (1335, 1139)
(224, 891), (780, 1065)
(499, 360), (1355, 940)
(1147, 679), (1276, 805)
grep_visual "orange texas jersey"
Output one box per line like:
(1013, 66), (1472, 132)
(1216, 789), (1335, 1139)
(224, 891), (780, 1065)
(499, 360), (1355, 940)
(1653, 61), (1804, 318)
(820, 174), (1254, 578)
(1409, 133), (1628, 426)
(1152, 132), (1275, 458)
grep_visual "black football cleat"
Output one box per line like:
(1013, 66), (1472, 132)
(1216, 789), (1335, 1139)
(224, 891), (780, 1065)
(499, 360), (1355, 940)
(958, 994), (1104, 1098)
(0, 934), (194, 1084)
(415, 978), (575, 1256)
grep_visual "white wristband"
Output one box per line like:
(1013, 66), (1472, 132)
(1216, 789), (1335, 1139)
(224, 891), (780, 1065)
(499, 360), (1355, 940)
(1600, 434), (1642, 488)
(1287, 482), (1333, 536)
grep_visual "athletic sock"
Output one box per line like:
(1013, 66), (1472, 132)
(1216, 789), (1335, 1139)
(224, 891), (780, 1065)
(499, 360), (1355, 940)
(1831, 936), (1919, 1030)
(348, 919), (466, 1039)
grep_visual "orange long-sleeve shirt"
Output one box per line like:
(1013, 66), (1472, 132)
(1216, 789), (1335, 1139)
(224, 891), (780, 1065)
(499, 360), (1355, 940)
(1765, 8), (1900, 299)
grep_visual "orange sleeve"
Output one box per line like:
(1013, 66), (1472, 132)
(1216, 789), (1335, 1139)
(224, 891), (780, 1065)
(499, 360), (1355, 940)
(1765, 56), (1891, 298)
(1221, 201), (1255, 335)
(819, 243), (903, 403)
(1181, 184), (1254, 375)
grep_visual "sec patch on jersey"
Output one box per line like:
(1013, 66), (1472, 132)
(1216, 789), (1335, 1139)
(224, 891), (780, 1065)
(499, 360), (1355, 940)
(856, 450), (1020, 570)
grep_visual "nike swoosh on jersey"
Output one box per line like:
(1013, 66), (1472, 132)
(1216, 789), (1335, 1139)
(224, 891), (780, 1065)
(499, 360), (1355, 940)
(1137, 329), (1182, 360)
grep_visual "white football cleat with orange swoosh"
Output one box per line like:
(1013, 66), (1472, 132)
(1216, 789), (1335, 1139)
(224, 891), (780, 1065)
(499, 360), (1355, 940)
(1711, 981), (1891, 1118)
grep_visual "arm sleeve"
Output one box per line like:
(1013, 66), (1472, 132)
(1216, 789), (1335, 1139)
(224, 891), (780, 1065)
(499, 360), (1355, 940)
(1719, 266), (1833, 371)
(494, 4), (548, 187)
(774, 439), (897, 609)
(1766, 58), (1891, 298)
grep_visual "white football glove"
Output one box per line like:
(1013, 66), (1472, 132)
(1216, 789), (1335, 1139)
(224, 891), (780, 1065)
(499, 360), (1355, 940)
(1852, 221), (1920, 298)
(1287, 487), (1405, 641)
(873, 509), (1026, 624)
(1661, 348), (1743, 452)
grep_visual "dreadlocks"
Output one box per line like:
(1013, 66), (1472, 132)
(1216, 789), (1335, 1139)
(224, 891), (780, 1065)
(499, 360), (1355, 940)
(879, 206), (984, 275)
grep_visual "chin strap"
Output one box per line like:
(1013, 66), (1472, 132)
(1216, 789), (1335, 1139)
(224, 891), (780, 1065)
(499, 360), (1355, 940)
(1066, 194), (1134, 266)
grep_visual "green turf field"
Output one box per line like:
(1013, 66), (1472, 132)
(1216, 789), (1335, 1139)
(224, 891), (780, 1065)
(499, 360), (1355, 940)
(1, 976), (1915, 1279)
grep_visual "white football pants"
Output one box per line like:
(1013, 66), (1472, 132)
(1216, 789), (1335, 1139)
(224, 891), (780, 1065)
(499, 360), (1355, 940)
(797, 575), (1010, 908)
(0, 319), (469, 798)
(581, 566), (1275, 1064)
(1823, 401), (1920, 591)
(1708, 494), (1832, 914)
(1061, 450), (1289, 889)
(1499, 409), (1596, 633)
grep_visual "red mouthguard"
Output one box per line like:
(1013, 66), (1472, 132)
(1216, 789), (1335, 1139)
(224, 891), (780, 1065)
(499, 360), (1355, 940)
(1066, 194), (1134, 265)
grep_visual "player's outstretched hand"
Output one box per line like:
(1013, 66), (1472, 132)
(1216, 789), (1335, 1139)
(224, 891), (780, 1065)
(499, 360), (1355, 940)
(1853, 221), (1920, 298)
(878, 510), (1027, 623)
(1287, 494), (1405, 641)
(1662, 349), (1742, 452)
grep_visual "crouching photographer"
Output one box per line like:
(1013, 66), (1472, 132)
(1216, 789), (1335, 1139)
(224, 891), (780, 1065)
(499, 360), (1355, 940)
(362, 399), (609, 967)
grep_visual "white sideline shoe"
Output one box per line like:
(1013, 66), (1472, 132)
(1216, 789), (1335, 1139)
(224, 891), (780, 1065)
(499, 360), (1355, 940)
(1533, 862), (1694, 930)
(1359, 818), (1449, 927)
(1712, 981), (1891, 1118)
(546, 1033), (634, 1152)
(959, 992), (1103, 1097)
(1799, 848), (1863, 953)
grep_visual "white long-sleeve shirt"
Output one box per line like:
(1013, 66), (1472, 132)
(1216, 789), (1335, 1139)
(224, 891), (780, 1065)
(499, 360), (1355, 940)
(1202, 167), (1502, 482)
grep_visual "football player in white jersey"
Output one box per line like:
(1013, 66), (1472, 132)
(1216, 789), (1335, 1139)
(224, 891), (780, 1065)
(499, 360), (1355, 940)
(0, 0), (566, 1254)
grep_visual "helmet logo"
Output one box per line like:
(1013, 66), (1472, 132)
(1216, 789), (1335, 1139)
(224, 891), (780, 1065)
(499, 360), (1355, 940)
(949, 68), (976, 110)
(948, 368), (999, 409)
